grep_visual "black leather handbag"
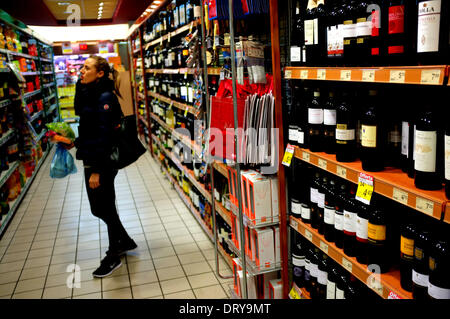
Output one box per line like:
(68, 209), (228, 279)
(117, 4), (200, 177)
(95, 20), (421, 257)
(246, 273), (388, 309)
(110, 115), (146, 169)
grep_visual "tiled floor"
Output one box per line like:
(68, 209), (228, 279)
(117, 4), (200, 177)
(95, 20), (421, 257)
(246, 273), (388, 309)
(0, 148), (233, 299)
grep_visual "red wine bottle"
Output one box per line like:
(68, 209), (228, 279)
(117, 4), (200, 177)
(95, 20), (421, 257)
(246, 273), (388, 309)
(308, 90), (324, 152)
(400, 223), (417, 292)
(334, 182), (347, 249)
(427, 238), (450, 299)
(412, 229), (432, 299)
(310, 170), (321, 230)
(323, 91), (337, 154)
(343, 184), (357, 257)
(368, 208), (389, 273)
(356, 202), (370, 264)
(324, 177), (337, 243)
(336, 91), (357, 162)
(317, 174), (328, 235)
(385, 0), (412, 65)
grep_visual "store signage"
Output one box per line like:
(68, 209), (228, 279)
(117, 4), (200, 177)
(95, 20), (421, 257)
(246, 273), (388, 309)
(79, 43), (88, 51)
(62, 43), (73, 54)
(99, 43), (109, 54)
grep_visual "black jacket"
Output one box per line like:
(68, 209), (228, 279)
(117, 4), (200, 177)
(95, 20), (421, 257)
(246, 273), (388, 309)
(74, 78), (122, 173)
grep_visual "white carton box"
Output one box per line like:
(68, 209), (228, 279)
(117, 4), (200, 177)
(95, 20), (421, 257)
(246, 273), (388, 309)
(259, 272), (278, 299)
(246, 174), (272, 222)
(252, 228), (275, 268)
(269, 279), (283, 299)
(238, 270), (257, 299)
(269, 176), (279, 218)
(273, 226), (280, 265)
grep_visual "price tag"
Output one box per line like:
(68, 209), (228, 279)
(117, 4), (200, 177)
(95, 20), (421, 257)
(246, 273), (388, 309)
(160, 36), (163, 46)
(300, 70), (309, 79)
(336, 166), (347, 179)
(388, 291), (402, 299)
(169, 101), (173, 110)
(362, 70), (375, 82)
(317, 69), (326, 80)
(304, 229), (313, 242)
(392, 188), (408, 205)
(318, 159), (327, 170)
(184, 106), (189, 117)
(342, 257), (352, 273)
(390, 70), (406, 83)
(289, 287), (301, 299)
(302, 152), (310, 163)
(168, 32), (171, 43)
(285, 70), (292, 79)
(282, 144), (296, 167)
(320, 241), (328, 254)
(290, 218), (299, 230)
(420, 69), (441, 85)
(416, 197), (434, 216)
(184, 71), (188, 79)
(356, 172), (374, 205)
(189, 21), (194, 33)
(368, 276), (384, 296)
(340, 70), (352, 81)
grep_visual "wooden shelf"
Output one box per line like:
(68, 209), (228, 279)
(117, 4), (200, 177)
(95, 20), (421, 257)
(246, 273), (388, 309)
(152, 134), (232, 226)
(284, 65), (448, 86)
(213, 161), (228, 178)
(148, 91), (201, 117)
(290, 216), (412, 299)
(138, 115), (149, 128)
(144, 21), (199, 49)
(294, 146), (450, 223)
(146, 67), (222, 76)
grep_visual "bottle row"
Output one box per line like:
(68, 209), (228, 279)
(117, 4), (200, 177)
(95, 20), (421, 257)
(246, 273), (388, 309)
(142, 0), (202, 43)
(286, 83), (450, 196)
(290, 0), (449, 66)
(289, 160), (450, 298)
(151, 102), (197, 139)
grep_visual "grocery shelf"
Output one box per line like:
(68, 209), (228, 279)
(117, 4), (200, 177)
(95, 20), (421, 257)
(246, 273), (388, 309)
(146, 67), (222, 76)
(284, 65), (448, 86)
(290, 216), (412, 300)
(0, 48), (38, 60)
(152, 133), (232, 226)
(133, 48), (141, 55)
(44, 93), (56, 102)
(148, 91), (201, 117)
(150, 112), (202, 155)
(138, 115), (149, 128)
(41, 71), (53, 75)
(137, 92), (146, 101)
(36, 130), (46, 142)
(145, 21), (199, 50)
(0, 161), (19, 189)
(229, 201), (279, 229)
(21, 71), (39, 76)
(0, 148), (50, 237)
(47, 103), (58, 113)
(0, 99), (12, 109)
(294, 146), (450, 223)
(0, 129), (15, 147)
(213, 161), (228, 178)
(43, 83), (55, 89)
(40, 57), (52, 63)
(29, 110), (43, 122)
(23, 89), (41, 100)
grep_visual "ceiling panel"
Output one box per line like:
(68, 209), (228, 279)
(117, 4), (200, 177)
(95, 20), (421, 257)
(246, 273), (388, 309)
(43, 0), (118, 20)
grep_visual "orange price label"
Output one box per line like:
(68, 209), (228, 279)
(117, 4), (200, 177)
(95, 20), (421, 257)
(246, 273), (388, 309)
(302, 152), (310, 163)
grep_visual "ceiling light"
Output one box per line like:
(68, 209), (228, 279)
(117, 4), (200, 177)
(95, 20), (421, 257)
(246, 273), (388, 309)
(145, 9), (151, 12)
(150, 4), (158, 8)
(58, 2), (71, 5)
(154, 0), (162, 3)
(99, 2), (104, 5)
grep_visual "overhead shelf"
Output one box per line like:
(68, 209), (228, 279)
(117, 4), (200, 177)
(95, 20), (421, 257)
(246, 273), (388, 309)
(29, 110), (43, 122)
(294, 146), (450, 223)
(40, 57), (52, 63)
(41, 71), (53, 75)
(47, 103), (58, 113)
(0, 48), (38, 60)
(138, 114), (149, 128)
(0, 99), (12, 109)
(284, 65), (448, 86)
(146, 67), (222, 76)
(213, 161), (228, 178)
(23, 89), (41, 100)
(290, 216), (412, 300)
(0, 129), (15, 147)
(43, 83), (55, 89)
(148, 91), (201, 117)
(144, 21), (199, 50)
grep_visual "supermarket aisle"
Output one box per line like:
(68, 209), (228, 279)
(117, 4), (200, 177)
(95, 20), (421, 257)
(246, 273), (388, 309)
(0, 148), (233, 299)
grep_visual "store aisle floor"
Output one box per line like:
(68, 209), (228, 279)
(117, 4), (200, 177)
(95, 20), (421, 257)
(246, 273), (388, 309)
(0, 148), (233, 299)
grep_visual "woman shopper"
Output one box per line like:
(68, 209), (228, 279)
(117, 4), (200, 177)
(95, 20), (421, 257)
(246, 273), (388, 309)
(73, 55), (137, 278)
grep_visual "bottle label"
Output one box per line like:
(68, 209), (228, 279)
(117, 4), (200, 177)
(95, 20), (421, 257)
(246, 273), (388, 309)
(308, 108), (323, 124)
(292, 256), (306, 267)
(361, 125), (377, 148)
(343, 21), (356, 39)
(417, 0), (442, 53)
(181, 86), (188, 99)
(310, 263), (318, 278)
(298, 130), (305, 144)
(334, 212), (343, 231)
(289, 127), (299, 142)
(194, 5), (202, 18)
(401, 121), (409, 157)
(317, 192), (325, 209)
(318, 270), (328, 285)
(336, 288), (345, 299)
(356, 19), (372, 38)
(343, 210), (356, 234)
(400, 236), (414, 256)
(336, 124), (355, 141)
(291, 46), (302, 62)
(388, 45), (405, 54)
(412, 270), (429, 287)
(324, 206), (335, 225)
(324, 109), (337, 125)
(368, 223), (386, 241)
(326, 281), (336, 299)
(356, 216), (368, 240)
(428, 282), (450, 299)
(389, 5), (405, 34)
(311, 187), (318, 203)
(313, 18), (319, 45)
(304, 20), (315, 45)
(414, 130), (437, 173)
(445, 135), (450, 180)
(291, 200), (302, 215)
(336, 25), (344, 55)
(327, 27), (335, 56)
(301, 206), (311, 220)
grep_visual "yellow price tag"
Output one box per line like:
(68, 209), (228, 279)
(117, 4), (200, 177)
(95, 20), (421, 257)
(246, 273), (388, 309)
(336, 166), (347, 178)
(282, 144), (295, 167)
(290, 217), (299, 230)
(416, 197), (434, 216)
(304, 229), (313, 242)
(317, 69), (327, 80)
(362, 70), (375, 82)
(342, 257), (352, 273)
(420, 69), (441, 85)
(318, 159), (327, 170)
(300, 70), (309, 79)
(390, 70), (406, 83)
(184, 106), (189, 117)
(302, 152), (310, 163)
(355, 172), (374, 205)
(340, 70), (352, 81)
(289, 287), (301, 299)
(392, 188), (408, 205)
(285, 70), (292, 79)
(320, 240), (328, 254)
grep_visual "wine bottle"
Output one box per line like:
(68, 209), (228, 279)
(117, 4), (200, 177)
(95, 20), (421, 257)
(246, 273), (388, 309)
(385, 0), (412, 65)
(323, 91), (337, 154)
(304, 0), (318, 66)
(386, 101), (402, 168)
(292, 233), (306, 288)
(361, 90), (385, 172)
(428, 238), (450, 299)
(302, 165), (313, 224)
(317, 174), (327, 235)
(291, 0), (306, 66)
(326, 264), (339, 299)
(445, 112), (450, 199)
(317, 254), (329, 299)
(308, 90), (323, 152)
(304, 246), (312, 292)
(335, 272), (347, 299)
(324, 177), (336, 243)
(413, 229), (432, 299)
(298, 87), (311, 149)
(368, 208), (389, 273)
(334, 182), (347, 249)
(309, 247), (319, 298)
(336, 91), (357, 162)
(356, 202), (370, 264)
(414, 102), (442, 191)
(343, 184), (357, 257)
(342, 0), (358, 66)
(290, 159), (302, 218)
(400, 223), (417, 292)
(416, 0), (449, 65)
(368, 0), (383, 65)
(310, 170), (321, 230)
(315, 0), (328, 65)
(345, 275), (360, 299)
(355, 1), (371, 65)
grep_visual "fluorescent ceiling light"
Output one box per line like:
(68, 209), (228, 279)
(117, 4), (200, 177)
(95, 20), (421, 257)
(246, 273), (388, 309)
(150, 5), (158, 8)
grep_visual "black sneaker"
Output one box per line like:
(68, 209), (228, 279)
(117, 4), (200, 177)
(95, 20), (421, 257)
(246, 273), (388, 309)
(92, 256), (122, 278)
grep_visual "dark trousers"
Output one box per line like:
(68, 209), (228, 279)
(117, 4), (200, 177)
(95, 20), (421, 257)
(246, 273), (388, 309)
(84, 168), (131, 257)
